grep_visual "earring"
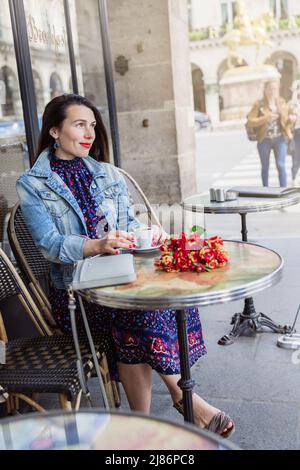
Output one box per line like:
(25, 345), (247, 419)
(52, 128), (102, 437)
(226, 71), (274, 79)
(53, 139), (60, 149)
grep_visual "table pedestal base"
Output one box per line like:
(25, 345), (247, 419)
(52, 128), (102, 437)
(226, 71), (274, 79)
(176, 309), (195, 424)
(218, 297), (293, 346)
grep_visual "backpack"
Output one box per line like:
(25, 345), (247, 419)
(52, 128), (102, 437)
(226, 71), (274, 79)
(245, 100), (264, 142)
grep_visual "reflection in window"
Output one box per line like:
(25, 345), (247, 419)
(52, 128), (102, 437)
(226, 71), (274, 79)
(0, 66), (17, 117)
(50, 72), (63, 99)
(32, 70), (44, 113)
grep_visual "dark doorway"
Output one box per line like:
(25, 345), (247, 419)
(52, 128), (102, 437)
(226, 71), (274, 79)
(192, 65), (206, 112)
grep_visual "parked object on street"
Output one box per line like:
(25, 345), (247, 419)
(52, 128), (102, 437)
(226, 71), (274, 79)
(0, 116), (42, 138)
(277, 303), (300, 350)
(194, 111), (212, 131)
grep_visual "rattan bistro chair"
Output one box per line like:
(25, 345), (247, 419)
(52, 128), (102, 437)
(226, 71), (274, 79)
(7, 204), (120, 408)
(0, 248), (115, 412)
(8, 203), (55, 328)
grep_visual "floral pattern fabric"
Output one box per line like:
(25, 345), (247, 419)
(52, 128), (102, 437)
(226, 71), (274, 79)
(50, 155), (108, 237)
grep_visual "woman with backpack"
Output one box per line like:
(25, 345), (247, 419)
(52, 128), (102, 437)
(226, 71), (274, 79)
(246, 79), (292, 187)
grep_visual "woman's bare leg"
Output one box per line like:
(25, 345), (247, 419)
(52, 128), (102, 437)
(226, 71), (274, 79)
(159, 373), (233, 432)
(118, 362), (152, 413)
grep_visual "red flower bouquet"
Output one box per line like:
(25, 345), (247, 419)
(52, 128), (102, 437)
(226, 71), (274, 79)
(154, 232), (229, 273)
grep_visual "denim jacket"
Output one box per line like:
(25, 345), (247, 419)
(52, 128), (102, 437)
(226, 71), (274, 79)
(16, 148), (142, 289)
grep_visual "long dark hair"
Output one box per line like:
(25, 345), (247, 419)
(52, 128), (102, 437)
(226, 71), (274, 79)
(36, 93), (109, 163)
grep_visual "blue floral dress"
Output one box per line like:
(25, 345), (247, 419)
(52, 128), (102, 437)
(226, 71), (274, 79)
(49, 155), (207, 376)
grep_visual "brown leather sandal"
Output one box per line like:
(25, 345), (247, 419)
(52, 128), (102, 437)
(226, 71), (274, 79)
(204, 410), (235, 438)
(173, 399), (235, 439)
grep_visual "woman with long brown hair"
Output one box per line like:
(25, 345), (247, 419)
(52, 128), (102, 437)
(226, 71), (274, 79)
(17, 93), (235, 437)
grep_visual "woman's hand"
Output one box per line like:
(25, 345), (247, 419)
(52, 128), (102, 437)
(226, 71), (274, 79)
(151, 225), (169, 246)
(84, 230), (136, 256)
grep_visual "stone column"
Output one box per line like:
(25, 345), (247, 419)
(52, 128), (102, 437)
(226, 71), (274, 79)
(108, 0), (197, 204)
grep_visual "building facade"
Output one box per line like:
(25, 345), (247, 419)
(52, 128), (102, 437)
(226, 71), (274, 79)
(189, 0), (300, 124)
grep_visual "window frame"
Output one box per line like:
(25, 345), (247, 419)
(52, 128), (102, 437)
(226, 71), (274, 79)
(220, 0), (238, 27)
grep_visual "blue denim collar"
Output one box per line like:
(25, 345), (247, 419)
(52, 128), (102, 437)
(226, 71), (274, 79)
(27, 148), (106, 178)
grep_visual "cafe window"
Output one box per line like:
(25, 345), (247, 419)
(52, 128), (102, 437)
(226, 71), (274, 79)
(220, 1), (238, 27)
(270, 0), (288, 18)
(0, 1), (29, 250)
(1, 0), (115, 225)
(21, 0), (111, 151)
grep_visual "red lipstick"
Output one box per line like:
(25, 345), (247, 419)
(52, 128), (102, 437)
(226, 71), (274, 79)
(80, 142), (92, 149)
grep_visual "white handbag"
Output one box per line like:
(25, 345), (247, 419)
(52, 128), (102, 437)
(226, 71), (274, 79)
(72, 253), (136, 290)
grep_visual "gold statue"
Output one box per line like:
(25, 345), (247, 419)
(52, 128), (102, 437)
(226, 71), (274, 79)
(223, 0), (275, 67)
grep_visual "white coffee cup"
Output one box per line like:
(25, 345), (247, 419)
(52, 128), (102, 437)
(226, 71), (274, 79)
(134, 227), (153, 249)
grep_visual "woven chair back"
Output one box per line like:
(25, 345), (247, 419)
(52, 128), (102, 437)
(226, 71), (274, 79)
(0, 249), (21, 302)
(11, 204), (50, 279)
(0, 248), (52, 336)
(7, 204), (57, 328)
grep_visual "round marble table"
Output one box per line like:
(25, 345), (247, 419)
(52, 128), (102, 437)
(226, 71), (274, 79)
(0, 409), (239, 450)
(78, 241), (282, 423)
(182, 193), (298, 345)
(183, 192), (300, 216)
